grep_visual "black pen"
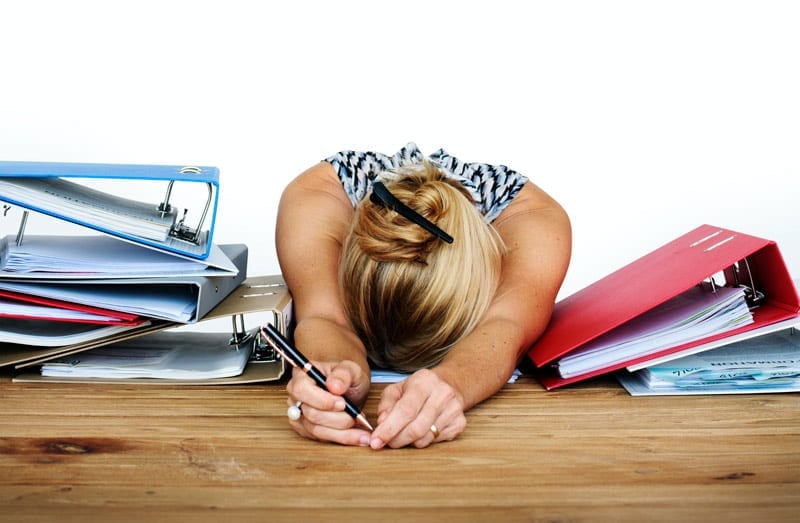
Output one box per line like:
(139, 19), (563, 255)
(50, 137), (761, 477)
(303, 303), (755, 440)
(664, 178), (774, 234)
(260, 323), (374, 432)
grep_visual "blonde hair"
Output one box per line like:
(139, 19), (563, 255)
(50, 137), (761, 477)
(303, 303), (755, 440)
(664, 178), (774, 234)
(339, 162), (506, 372)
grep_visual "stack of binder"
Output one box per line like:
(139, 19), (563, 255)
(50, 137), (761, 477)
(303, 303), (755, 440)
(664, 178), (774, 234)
(0, 161), (290, 384)
(527, 224), (800, 394)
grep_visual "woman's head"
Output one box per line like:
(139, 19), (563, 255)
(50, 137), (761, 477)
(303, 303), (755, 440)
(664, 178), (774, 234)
(339, 162), (506, 372)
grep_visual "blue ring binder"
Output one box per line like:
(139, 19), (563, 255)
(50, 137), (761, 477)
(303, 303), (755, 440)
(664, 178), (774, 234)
(0, 160), (220, 260)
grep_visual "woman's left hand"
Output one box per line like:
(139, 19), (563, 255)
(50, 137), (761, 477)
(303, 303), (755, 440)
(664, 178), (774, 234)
(369, 369), (467, 449)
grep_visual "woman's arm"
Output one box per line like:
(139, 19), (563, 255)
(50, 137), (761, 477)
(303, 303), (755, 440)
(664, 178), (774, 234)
(275, 162), (373, 446)
(438, 181), (572, 406)
(370, 181), (571, 448)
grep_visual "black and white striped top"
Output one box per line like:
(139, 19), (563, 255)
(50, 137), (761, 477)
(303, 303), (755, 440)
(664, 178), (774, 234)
(324, 143), (528, 223)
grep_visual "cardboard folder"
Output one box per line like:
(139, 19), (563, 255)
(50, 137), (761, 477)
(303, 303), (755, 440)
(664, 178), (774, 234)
(528, 224), (800, 389)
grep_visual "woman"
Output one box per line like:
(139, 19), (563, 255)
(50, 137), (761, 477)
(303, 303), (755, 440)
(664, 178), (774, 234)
(275, 143), (571, 449)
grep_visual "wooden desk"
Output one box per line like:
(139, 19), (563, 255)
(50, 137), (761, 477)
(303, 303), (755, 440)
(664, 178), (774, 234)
(1, 372), (798, 522)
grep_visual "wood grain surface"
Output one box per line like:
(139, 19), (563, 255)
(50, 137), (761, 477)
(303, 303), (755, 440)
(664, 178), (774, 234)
(1, 372), (798, 522)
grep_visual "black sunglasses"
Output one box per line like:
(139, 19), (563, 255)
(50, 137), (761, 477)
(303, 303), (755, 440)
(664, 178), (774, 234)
(369, 181), (454, 244)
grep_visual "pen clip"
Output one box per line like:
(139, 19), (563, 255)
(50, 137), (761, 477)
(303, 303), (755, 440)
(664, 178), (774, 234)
(259, 326), (297, 368)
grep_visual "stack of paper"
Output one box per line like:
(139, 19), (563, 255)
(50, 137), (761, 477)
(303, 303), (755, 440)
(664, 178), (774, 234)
(0, 235), (239, 277)
(370, 368), (522, 384)
(40, 331), (251, 380)
(2, 235), (205, 274)
(0, 318), (145, 347)
(557, 285), (753, 378)
(0, 177), (175, 241)
(0, 241), (247, 348)
(618, 326), (800, 395)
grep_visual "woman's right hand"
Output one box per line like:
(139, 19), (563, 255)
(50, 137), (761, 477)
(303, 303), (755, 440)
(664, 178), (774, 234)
(284, 358), (373, 447)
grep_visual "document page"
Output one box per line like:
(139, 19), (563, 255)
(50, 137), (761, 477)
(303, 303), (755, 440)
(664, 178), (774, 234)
(1, 235), (212, 275)
(40, 331), (251, 380)
(0, 317), (147, 346)
(0, 177), (176, 241)
(0, 235), (238, 277)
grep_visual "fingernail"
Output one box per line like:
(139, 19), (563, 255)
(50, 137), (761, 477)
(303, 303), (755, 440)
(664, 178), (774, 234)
(359, 435), (371, 447)
(370, 437), (384, 450)
(334, 399), (345, 411)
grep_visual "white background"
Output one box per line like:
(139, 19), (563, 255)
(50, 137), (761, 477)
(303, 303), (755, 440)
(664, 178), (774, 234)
(1, 0), (798, 302)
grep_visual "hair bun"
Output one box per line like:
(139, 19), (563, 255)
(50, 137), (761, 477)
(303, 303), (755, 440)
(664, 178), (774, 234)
(352, 168), (458, 264)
